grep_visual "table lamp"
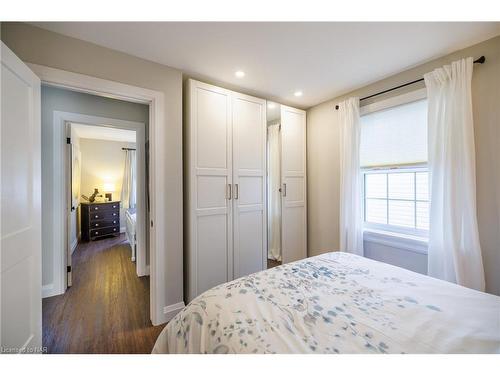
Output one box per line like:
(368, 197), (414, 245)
(103, 182), (115, 201)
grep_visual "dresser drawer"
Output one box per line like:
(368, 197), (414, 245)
(80, 201), (121, 242)
(89, 218), (119, 229)
(90, 210), (119, 221)
(89, 202), (120, 212)
(90, 225), (120, 239)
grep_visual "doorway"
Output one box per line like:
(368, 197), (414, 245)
(30, 62), (185, 327)
(67, 122), (147, 282)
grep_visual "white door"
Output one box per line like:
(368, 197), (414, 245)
(1, 42), (42, 352)
(280, 105), (307, 264)
(187, 80), (232, 301)
(232, 93), (267, 279)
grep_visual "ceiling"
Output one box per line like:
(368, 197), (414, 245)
(33, 22), (500, 108)
(71, 123), (136, 143)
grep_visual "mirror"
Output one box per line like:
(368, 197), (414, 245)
(266, 101), (282, 269)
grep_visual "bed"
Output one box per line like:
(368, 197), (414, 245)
(153, 252), (500, 354)
(125, 208), (136, 261)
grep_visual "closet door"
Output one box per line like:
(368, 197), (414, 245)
(232, 93), (267, 279)
(280, 105), (307, 264)
(186, 80), (232, 302)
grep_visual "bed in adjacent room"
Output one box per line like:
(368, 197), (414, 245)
(153, 252), (500, 354)
(125, 208), (137, 261)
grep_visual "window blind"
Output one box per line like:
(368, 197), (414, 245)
(360, 99), (428, 168)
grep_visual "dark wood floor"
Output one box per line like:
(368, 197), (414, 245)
(267, 258), (281, 269)
(42, 234), (165, 354)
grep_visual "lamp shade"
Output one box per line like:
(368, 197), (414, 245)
(103, 182), (115, 192)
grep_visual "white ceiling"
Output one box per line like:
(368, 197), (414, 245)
(71, 123), (136, 143)
(33, 22), (500, 108)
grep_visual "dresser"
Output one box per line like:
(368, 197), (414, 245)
(80, 201), (120, 241)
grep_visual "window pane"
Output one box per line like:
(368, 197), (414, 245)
(388, 173), (414, 200)
(416, 201), (429, 230)
(416, 172), (429, 201)
(365, 173), (387, 199)
(365, 199), (387, 224)
(388, 200), (415, 228)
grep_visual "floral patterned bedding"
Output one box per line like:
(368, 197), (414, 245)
(153, 252), (500, 354)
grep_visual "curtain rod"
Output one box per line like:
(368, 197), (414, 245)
(122, 147), (136, 151)
(334, 56), (485, 110)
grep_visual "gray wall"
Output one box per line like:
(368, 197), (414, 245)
(307, 35), (500, 295)
(40, 85), (148, 286)
(1, 23), (185, 309)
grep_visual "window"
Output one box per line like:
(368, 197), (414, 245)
(360, 95), (429, 238)
(364, 169), (429, 235)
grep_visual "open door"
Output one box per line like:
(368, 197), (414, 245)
(65, 124), (75, 288)
(280, 105), (307, 264)
(1, 42), (42, 352)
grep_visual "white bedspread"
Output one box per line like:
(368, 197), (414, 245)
(153, 252), (500, 354)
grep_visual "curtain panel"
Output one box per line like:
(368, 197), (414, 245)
(121, 150), (137, 210)
(424, 57), (485, 291)
(338, 97), (364, 256)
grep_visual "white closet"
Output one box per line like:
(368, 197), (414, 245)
(185, 79), (267, 302)
(280, 105), (307, 263)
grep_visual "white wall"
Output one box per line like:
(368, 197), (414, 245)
(79, 138), (136, 233)
(306, 35), (500, 295)
(39, 85), (148, 289)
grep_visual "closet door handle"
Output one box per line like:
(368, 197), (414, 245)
(226, 184), (232, 200)
(282, 183), (287, 197)
(234, 184), (239, 200)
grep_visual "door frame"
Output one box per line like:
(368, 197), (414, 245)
(29, 63), (177, 325)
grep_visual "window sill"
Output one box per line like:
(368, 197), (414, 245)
(363, 229), (428, 255)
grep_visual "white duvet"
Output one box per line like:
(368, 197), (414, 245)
(153, 252), (500, 354)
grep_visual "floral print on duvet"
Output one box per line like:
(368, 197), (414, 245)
(153, 252), (500, 354)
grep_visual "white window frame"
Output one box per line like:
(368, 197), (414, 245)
(360, 88), (429, 253)
(362, 166), (429, 236)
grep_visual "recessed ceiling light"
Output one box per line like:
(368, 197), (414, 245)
(294, 91), (303, 97)
(267, 102), (276, 109)
(235, 70), (245, 78)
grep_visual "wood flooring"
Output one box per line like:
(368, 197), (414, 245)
(42, 234), (165, 354)
(267, 258), (282, 269)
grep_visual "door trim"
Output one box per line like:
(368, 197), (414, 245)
(29, 63), (181, 325)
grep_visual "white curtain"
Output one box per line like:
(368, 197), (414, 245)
(338, 97), (364, 256)
(267, 123), (282, 261)
(424, 57), (485, 291)
(121, 150), (137, 210)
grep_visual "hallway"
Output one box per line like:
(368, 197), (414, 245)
(42, 234), (165, 353)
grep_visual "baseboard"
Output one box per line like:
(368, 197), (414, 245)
(162, 302), (185, 323)
(42, 283), (57, 298)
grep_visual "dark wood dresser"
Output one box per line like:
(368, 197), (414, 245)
(81, 201), (120, 241)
